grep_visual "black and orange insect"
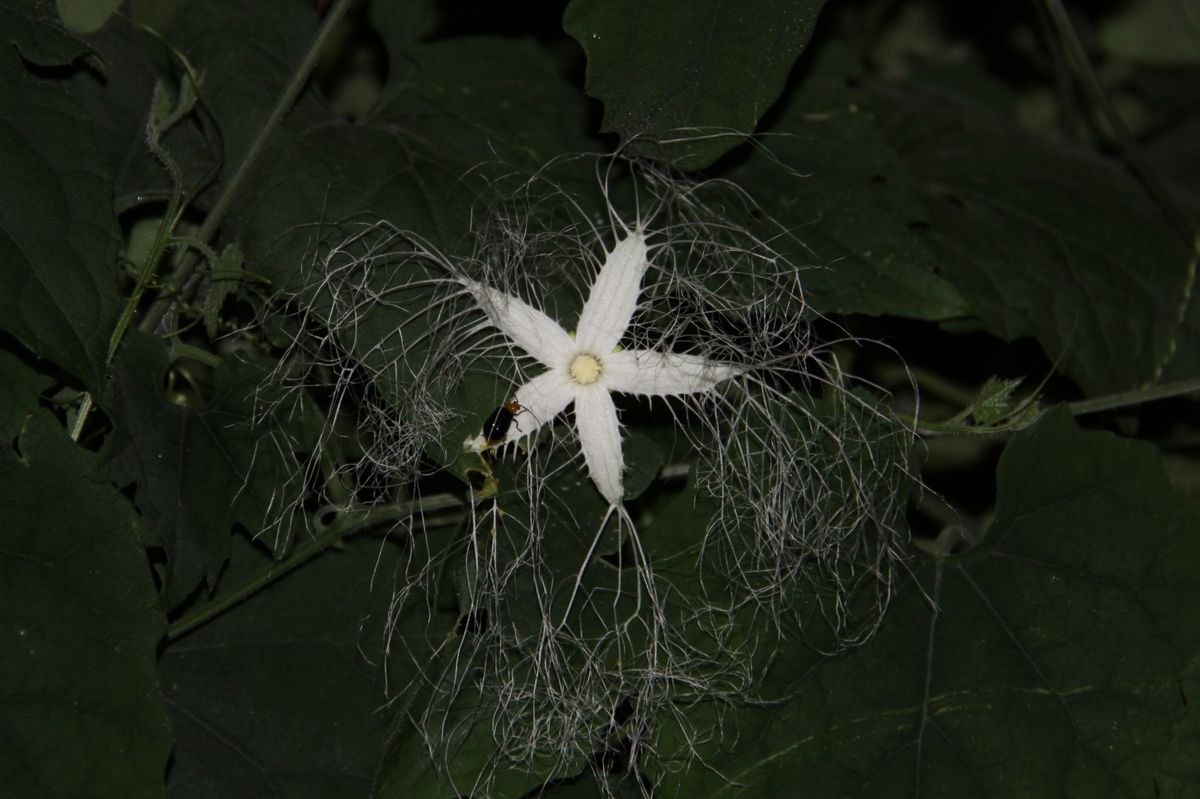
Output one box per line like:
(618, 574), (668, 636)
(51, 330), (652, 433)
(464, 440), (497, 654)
(482, 401), (522, 447)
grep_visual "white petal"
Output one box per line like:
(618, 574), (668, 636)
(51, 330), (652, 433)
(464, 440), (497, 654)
(461, 278), (575, 368)
(574, 231), (648, 355)
(505, 369), (576, 443)
(602, 349), (743, 397)
(574, 388), (624, 504)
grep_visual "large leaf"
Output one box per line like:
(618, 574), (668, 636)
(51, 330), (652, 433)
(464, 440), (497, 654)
(0, 412), (171, 799)
(874, 81), (1193, 395)
(0, 349), (54, 442)
(103, 331), (301, 608)
(729, 44), (970, 321)
(373, 694), (569, 799)
(0, 18), (120, 388)
(405, 36), (596, 167)
(229, 121), (467, 290)
(564, 0), (829, 170)
(655, 408), (1200, 795)
(228, 35), (599, 423)
(161, 533), (404, 799)
(0, 0), (92, 67)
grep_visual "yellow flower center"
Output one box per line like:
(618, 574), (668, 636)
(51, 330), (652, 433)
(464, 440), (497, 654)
(569, 353), (602, 385)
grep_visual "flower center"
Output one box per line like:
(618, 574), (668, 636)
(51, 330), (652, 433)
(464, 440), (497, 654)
(568, 353), (602, 385)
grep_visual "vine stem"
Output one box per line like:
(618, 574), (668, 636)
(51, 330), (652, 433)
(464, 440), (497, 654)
(1066, 375), (1200, 416)
(137, 0), (356, 337)
(912, 375), (1200, 436)
(71, 93), (193, 442)
(165, 494), (464, 643)
(72, 0), (355, 443)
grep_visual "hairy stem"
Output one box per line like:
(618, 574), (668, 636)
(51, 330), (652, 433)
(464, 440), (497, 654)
(137, 0), (356, 336)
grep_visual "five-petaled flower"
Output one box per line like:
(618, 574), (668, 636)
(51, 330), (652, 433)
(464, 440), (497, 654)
(462, 227), (742, 505)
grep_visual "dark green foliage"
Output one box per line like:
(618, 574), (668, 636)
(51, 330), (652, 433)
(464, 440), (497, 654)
(161, 535), (397, 799)
(2, 0), (1198, 796)
(103, 331), (301, 608)
(564, 0), (830, 169)
(0, 15), (120, 389)
(655, 410), (1200, 796)
(0, 412), (171, 799)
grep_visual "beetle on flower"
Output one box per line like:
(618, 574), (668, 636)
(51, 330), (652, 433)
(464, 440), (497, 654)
(462, 225), (743, 505)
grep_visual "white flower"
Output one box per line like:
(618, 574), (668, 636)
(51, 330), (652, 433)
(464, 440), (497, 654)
(462, 228), (742, 505)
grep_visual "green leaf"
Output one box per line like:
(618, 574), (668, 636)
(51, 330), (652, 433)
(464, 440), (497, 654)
(161, 534), (397, 799)
(0, 31), (120, 389)
(564, 0), (829, 170)
(1137, 67), (1200, 213)
(229, 122), (466, 289)
(405, 35), (596, 166)
(0, 349), (54, 443)
(537, 777), (608, 798)
(0, 411), (171, 799)
(0, 0), (93, 68)
(103, 331), (301, 608)
(373, 694), (567, 799)
(970, 376), (1028, 425)
(729, 44), (970, 321)
(655, 408), (1200, 796)
(875, 81), (1193, 395)
(202, 242), (245, 339)
(620, 430), (664, 501)
(228, 123), (474, 481)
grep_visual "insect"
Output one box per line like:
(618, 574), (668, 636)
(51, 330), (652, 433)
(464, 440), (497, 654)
(482, 401), (523, 447)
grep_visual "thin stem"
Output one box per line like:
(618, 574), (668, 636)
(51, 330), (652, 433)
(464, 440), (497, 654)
(1066, 375), (1200, 416)
(72, 87), (194, 443)
(913, 416), (1030, 438)
(170, 340), (223, 368)
(165, 494), (464, 642)
(69, 394), (93, 441)
(108, 151), (185, 363)
(138, 0), (356, 336)
(1033, 0), (1083, 142)
(905, 366), (978, 408)
(910, 375), (1200, 436)
(1041, 0), (1194, 244)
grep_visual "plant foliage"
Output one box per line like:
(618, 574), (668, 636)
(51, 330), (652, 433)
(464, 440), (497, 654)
(1, 0), (1198, 797)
